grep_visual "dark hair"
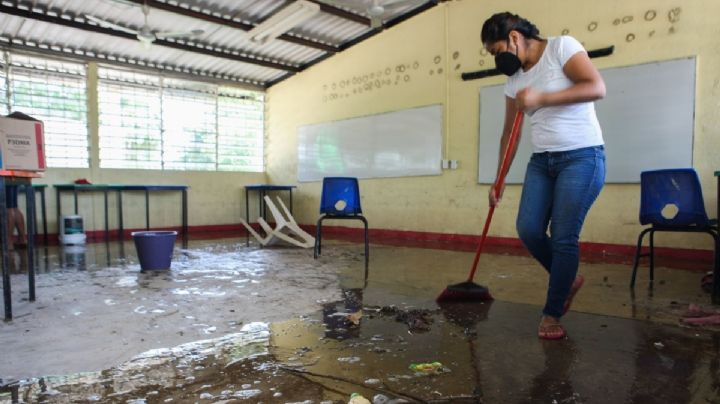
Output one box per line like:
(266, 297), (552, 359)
(481, 12), (541, 44)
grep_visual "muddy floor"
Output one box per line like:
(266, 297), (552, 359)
(1, 237), (719, 403)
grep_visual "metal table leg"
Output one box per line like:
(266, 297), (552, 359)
(145, 189), (150, 230)
(245, 188), (250, 246)
(1, 179), (11, 321)
(259, 190), (265, 221)
(39, 187), (47, 245)
(104, 189), (109, 242)
(117, 191), (124, 240)
(182, 189), (188, 248)
(24, 184), (35, 302)
(55, 188), (61, 238)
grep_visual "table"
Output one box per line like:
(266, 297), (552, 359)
(244, 184), (296, 246)
(54, 184), (117, 241)
(18, 184), (48, 245)
(1, 171), (39, 321)
(115, 185), (188, 247)
(54, 184), (189, 245)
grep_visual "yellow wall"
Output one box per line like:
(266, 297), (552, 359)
(266, 0), (720, 251)
(38, 169), (264, 233)
(30, 62), (266, 233)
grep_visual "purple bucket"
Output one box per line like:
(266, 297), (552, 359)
(132, 231), (177, 271)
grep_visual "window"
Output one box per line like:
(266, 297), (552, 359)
(9, 54), (88, 168)
(0, 53), (8, 116)
(98, 67), (264, 172)
(218, 88), (264, 172)
(162, 80), (217, 171)
(98, 69), (161, 169)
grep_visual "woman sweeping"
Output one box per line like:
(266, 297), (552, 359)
(482, 12), (606, 339)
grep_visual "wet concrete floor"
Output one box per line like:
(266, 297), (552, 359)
(1, 237), (719, 403)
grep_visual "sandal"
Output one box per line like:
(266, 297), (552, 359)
(538, 322), (567, 340)
(562, 274), (585, 315)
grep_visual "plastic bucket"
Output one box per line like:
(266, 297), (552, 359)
(132, 231), (177, 271)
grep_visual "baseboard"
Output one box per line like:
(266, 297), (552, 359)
(300, 224), (715, 268)
(46, 222), (713, 269)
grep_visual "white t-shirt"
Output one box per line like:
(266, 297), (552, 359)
(504, 36), (604, 153)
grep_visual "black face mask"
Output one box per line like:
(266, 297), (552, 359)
(494, 39), (521, 76)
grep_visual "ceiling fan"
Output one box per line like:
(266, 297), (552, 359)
(325, 0), (428, 28)
(86, 1), (204, 47)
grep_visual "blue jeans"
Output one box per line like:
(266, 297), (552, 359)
(516, 146), (605, 318)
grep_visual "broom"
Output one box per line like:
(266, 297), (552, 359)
(436, 110), (524, 303)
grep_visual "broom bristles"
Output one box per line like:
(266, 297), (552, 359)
(436, 281), (494, 303)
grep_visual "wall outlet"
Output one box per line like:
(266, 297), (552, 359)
(442, 159), (459, 169)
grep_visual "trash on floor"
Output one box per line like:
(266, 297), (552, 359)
(408, 361), (446, 375)
(348, 392), (371, 404)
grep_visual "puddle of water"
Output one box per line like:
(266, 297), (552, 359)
(8, 295), (720, 403)
(11, 322), (275, 403)
(4, 238), (720, 403)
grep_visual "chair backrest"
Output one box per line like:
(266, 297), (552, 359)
(320, 177), (362, 215)
(639, 168), (710, 226)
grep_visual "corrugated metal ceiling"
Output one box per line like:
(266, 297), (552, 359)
(0, 0), (440, 90)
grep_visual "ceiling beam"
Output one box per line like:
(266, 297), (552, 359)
(119, 0), (339, 53)
(0, 40), (268, 90)
(267, 0), (441, 88)
(304, 0), (371, 25)
(0, 3), (301, 72)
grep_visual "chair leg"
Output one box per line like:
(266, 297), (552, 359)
(649, 230), (655, 283)
(314, 217), (324, 259)
(631, 228), (651, 288)
(711, 230), (720, 304)
(715, 235), (720, 305)
(360, 216), (369, 272)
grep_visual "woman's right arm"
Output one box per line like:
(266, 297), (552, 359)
(489, 96), (522, 207)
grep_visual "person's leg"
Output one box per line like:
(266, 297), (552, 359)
(6, 185), (17, 248)
(6, 209), (15, 250)
(516, 153), (554, 273)
(12, 209), (26, 246)
(6, 186), (25, 246)
(543, 147), (605, 319)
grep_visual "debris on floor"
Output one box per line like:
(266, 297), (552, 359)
(368, 306), (435, 333)
(348, 392), (371, 404)
(408, 361), (446, 375)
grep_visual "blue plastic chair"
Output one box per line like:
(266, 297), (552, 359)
(314, 177), (369, 270)
(631, 169), (719, 291)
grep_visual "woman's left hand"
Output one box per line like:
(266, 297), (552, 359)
(516, 87), (544, 110)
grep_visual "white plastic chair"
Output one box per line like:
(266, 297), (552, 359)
(240, 195), (315, 248)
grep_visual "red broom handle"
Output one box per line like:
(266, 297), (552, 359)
(466, 110), (524, 282)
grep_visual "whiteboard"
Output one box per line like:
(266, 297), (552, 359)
(478, 57), (696, 184)
(298, 104), (442, 182)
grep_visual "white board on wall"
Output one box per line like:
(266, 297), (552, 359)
(297, 104), (443, 182)
(478, 57), (696, 184)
